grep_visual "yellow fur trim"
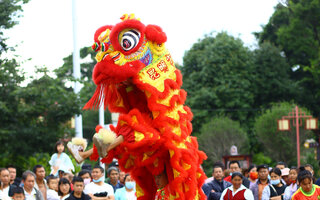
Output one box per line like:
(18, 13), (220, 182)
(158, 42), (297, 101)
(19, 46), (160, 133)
(97, 128), (116, 144)
(71, 138), (88, 150)
(138, 51), (177, 93)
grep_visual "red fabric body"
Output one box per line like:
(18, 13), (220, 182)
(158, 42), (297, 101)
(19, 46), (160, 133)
(223, 189), (246, 200)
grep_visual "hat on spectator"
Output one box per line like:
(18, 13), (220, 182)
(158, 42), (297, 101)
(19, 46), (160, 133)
(281, 168), (290, 176)
(257, 164), (269, 172)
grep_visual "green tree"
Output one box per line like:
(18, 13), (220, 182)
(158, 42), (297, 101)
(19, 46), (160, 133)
(182, 32), (255, 134)
(0, 67), (82, 173)
(0, 59), (25, 164)
(55, 47), (95, 85)
(54, 46), (112, 140)
(255, 0), (320, 119)
(1, 67), (80, 154)
(254, 102), (314, 166)
(0, 0), (30, 55)
(198, 116), (249, 175)
(251, 42), (296, 107)
(0, 0), (86, 174)
(256, 0), (320, 67)
(254, 3), (290, 50)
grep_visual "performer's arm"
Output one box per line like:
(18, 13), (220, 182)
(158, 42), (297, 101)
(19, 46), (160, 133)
(107, 135), (124, 152)
(106, 125), (134, 152)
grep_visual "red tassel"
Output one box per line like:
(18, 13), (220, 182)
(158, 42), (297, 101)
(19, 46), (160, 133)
(83, 84), (104, 110)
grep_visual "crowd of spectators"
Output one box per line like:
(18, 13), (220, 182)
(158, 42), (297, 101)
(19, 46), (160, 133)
(202, 160), (320, 200)
(2, 140), (320, 200)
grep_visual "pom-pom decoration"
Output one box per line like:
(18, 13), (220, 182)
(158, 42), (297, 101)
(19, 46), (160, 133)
(92, 42), (100, 52)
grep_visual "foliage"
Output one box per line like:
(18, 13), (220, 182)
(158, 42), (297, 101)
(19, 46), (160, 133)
(254, 102), (314, 166)
(182, 32), (255, 134)
(198, 116), (249, 175)
(55, 47), (96, 85)
(254, 3), (290, 49)
(251, 42), (296, 107)
(0, 67), (81, 159)
(252, 152), (273, 166)
(0, 59), (25, 128)
(54, 46), (112, 140)
(0, 0), (30, 55)
(305, 152), (320, 177)
(255, 0), (320, 119)
(256, 0), (320, 67)
(19, 153), (51, 175)
(0, 153), (51, 176)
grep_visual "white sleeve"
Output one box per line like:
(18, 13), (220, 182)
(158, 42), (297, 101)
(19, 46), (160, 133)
(283, 186), (291, 200)
(106, 184), (114, 196)
(261, 186), (270, 200)
(220, 188), (228, 200)
(83, 183), (91, 194)
(49, 153), (56, 166)
(47, 190), (60, 200)
(244, 189), (254, 200)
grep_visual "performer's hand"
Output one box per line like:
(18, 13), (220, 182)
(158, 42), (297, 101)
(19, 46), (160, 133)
(211, 189), (215, 193)
(107, 135), (124, 152)
(53, 166), (59, 171)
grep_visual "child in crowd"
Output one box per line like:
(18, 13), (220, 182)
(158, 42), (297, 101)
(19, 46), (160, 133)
(49, 140), (75, 176)
(47, 175), (60, 200)
(11, 187), (25, 200)
(291, 167), (320, 200)
(283, 167), (298, 200)
(58, 178), (71, 200)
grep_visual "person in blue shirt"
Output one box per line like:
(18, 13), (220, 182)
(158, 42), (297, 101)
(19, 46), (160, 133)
(115, 174), (136, 200)
(202, 164), (232, 200)
(49, 140), (74, 176)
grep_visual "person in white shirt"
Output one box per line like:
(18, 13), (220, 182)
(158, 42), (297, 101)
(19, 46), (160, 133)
(220, 172), (254, 200)
(22, 170), (44, 200)
(0, 168), (11, 200)
(46, 176), (59, 200)
(84, 166), (114, 200)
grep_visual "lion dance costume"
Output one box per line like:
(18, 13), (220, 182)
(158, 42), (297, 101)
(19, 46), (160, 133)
(83, 14), (207, 200)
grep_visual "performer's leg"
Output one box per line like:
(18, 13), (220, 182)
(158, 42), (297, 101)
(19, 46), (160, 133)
(67, 140), (88, 164)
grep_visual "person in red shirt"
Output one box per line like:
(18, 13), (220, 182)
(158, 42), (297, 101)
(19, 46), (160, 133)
(291, 167), (320, 200)
(220, 172), (254, 200)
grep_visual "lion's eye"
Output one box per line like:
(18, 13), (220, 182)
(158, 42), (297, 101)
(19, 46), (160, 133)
(120, 29), (140, 51)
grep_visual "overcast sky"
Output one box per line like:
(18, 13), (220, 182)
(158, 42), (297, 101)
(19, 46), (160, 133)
(4, 0), (279, 77)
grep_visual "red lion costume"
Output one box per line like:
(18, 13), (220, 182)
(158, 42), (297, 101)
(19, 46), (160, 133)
(84, 14), (207, 200)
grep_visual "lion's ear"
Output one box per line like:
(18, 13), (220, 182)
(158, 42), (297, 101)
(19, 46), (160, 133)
(145, 24), (167, 44)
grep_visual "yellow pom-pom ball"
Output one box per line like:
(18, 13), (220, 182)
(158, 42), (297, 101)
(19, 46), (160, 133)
(71, 138), (88, 150)
(98, 128), (116, 144)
